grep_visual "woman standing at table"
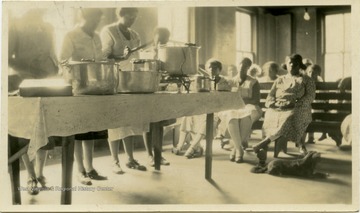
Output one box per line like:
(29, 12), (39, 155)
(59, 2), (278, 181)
(101, 8), (147, 172)
(60, 8), (107, 185)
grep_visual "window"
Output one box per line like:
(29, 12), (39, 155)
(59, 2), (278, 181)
(157, 7), (189, 43)
(324, 13), (351, 81)
(236, 11), (254, 65)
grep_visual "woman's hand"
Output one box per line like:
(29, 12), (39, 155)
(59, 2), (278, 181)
(123, 46), (131, 59)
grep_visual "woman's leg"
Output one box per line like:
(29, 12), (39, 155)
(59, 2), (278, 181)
(22, 154), (36, 179)
(108, 139), (124, 174)
(184, 133), (205, 158)
(239, 116), (253, 148)
(172, 131), (188, 155)
(123, 136), (134, 161)
(82, 140), (94, 173)
(74, 140), (85, 173)
(74, 140), (92, 185)
(34, 149), (47, 177)
(83, 140), (107, 180)
(34, 149), (48, 187)
(21, 154), (39, 195)
(108, 140), (120, 164)
(227, 119), (244, 163)
(123, 136), (146, 171)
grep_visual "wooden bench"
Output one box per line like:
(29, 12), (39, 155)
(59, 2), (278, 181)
(252, 81), (352, 156)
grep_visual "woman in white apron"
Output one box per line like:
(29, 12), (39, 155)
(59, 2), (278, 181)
(101, 8), (148, 172)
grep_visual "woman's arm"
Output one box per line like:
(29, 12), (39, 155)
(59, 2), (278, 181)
(296, 76), (316, 107)
(100, 28), (115, 59)
(246, 80), (260, 105)
(265, 79), (277, 108)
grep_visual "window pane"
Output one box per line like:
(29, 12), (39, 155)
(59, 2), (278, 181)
(158, 7), (188, 42)
(236, 12), (251, 52)
(325, 14), (344, 52)
(325, 53), (343, 81)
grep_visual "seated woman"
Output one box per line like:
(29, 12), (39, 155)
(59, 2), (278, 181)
(252, 54), (316, 165)
(258, 61), (281, 83)
(172, 59), (222, 158)
(216, 58), (262, 163)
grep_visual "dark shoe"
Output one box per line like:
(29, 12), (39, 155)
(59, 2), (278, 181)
(235, 156), (244, 163)
(184, 147), (195, 159)
(27, 177), (39, 195)
(87, 170), (108, 180)
(126, 160), (147, 171)
(194, 146), (204, 158)
(78, 172), (92, 185)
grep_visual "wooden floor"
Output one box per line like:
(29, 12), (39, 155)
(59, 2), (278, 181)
(3, 131), (355, 211)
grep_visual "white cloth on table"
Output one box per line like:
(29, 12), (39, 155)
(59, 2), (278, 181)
(108, 124), (149, 142)
(8, 98), (47, 161)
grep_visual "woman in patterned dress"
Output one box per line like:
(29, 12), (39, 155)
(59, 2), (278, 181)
(252, 54), (315, 164)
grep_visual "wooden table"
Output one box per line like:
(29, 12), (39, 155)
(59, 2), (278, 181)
(8, 91), (244, 205)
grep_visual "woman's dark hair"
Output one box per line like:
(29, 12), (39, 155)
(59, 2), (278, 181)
(239, 57), (252, 85)
(118, 8), (138, 17)
(206, 58), (222, 71)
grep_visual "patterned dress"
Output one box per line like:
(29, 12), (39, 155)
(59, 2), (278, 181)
(262, 74), (315, 143)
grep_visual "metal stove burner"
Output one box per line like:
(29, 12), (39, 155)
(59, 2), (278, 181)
(163, 75), (192, 93)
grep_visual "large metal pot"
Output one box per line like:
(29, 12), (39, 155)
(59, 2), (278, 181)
(117, 71), (161, 93)
(62, 60), (118, 95)
(157, 44), (200, 76)
(131, 59), (160, 72)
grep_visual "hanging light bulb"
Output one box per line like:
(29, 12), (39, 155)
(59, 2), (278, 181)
(304, 8), (310, 21)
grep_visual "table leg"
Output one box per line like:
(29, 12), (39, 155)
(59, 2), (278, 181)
(151, 122), (162, 170)
(8, 135), (21, 205)
(205, 113), (214, 180)
(61, 136), (74, 205)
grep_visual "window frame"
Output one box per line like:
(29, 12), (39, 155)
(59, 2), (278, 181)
(235, 8), (257, 65)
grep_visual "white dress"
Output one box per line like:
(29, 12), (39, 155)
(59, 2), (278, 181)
(218, 75), (262, 128)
